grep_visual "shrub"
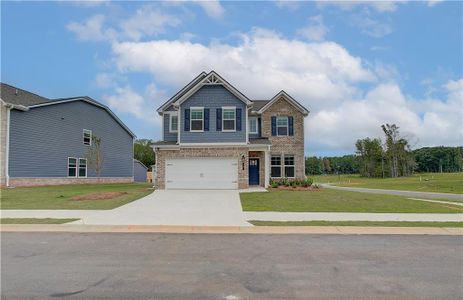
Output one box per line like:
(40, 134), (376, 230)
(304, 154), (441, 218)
(270, 179), (279, 188)
(312, 183), (321, 189)
(283, 178), (290, 187)
(302, 177), (313, 187)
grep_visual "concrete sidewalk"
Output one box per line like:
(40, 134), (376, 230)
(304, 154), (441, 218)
(244, 212), (463, 222)
(322, 184), (463, 200)
(1, 224), (462, 235)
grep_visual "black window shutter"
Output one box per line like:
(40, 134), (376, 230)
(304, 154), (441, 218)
(236, 108), (242, 131)
(204, 109), (210, 131)
(184, 109), (190, 131)
(271, 116), (277, 136)
(216, 108), (222, 131)
(288, 116), (294, 136)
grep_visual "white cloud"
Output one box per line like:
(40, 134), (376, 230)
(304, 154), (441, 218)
(67, 0), (108, 7)
(195, 0), (225, 19)
(120, 5), (181, 41)
(275, 1), (301, 10)
(351, 14), (393, 37)
(297, 15), (329, 41)
(67, 15), (116, 41)
(103, 86), (146, 119)
(317, 1), (404, 13)
(427, 0), (444, 7)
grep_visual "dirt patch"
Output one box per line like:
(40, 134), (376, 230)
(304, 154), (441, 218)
(270, 186), (321, 191)
(72, 192), (128, 201)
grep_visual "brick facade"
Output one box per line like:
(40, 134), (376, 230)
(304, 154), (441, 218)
(155, 147), (249, 189)
(8, 177), (133, 187)
(261, 97), (305, 179)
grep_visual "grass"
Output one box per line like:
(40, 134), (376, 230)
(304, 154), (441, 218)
(249, 220), (463, 227)
(311, 172), (463, 194)
(0, 183), (153, 210)
(240, 189), (463, 213)
(1, 218), (79, 224)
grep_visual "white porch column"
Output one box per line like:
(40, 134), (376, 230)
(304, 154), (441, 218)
(264, 148), (270, 188)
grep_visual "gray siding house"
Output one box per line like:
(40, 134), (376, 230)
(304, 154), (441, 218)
(0, 83), (136, 187)
(133, 159), (148, 182)
(153, 71), (309, 190)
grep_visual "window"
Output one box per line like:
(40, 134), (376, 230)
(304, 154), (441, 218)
(271, 155), (281, 177)
(68, 158), (77, 177)
(249, 117), (258, 134)
(284, 155), (295, 178)
(277, 117), (288, 136)
(79, 158), (87, 177)
(222, 107), (236, 131)
(190, 108), (204, 131)
(83, 129), (92, 145)
(169, 114), (178, 132)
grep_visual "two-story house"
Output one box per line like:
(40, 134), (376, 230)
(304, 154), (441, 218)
(0, 83), (136, 187)
(153, 71), (309, 189)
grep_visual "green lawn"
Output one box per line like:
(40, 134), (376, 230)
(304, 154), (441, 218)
(250, 220), (463, 227)
(0, 183), (153, 210)
(1, 218), (79, 224)
(240, 189), (463, 213)
(311, 172), (463, 194)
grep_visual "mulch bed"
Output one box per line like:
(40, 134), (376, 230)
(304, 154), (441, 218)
(270, 186), (321, 191)
(71, 192), (128, 201)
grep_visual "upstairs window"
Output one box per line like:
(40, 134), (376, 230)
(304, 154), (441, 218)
(271, 155), (282, 177)
(190, 108), (204, 131)
(83, 129), (92, 145)
(170, 114), (178, 133)
(276, 117), (288, 136)
(249, 117), (258, 134)
(68, 157), (77, 177)
(284, 155), (295, 178)
(222, 107), (236, 131)
(79, 158), (87, 177)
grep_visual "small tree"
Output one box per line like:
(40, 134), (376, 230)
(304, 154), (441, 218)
(86, 135), (104, 178)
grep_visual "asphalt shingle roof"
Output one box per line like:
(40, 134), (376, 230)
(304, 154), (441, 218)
(0, 83), (50, 107)
(251, 100), (269, 111)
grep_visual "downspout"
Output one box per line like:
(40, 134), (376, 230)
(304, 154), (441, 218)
(5, 107), (10, 187)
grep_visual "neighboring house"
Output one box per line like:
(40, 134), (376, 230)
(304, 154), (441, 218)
(153, 71), (309, 190)
(133, 159), (148, 182)
(0, 83), (136, 187)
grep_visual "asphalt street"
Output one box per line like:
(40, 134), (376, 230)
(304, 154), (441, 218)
(2, 233), (462, 299)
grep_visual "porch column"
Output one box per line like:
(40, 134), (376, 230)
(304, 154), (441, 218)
(264, 149), (270, 188)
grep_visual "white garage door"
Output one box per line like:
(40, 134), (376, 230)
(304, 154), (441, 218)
(165, 158), (238, 190)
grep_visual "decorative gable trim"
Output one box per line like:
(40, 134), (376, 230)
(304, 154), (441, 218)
(173, 71), (253, 107)
(258, 91), (309, 116)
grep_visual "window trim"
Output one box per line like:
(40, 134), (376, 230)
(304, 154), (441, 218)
(83, 129), (92, 146)
(190, 107), (204, 132)
(222, 106), (236, 132)
(276, 117), (288, 136)
(270, 155), (282, 178)
(78, 158), (87, 178)
(249, 117), (258, 134)
(284, 154), (295, 178)
(67, 157), (77, 178)
(169, 113), (178, 133)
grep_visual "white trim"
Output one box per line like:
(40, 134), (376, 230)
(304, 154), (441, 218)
(248, 117), (258, 134)
(67, 157), (78, 178)
(169, 112), (178, 133)
(258, 90), (309, 116)
(190, 107), (204, 132)
(5, 107), (11, 186)
(78, 158), (87, 178)
(222, 106), (236, 132)
(83, 129), (92, 146)
(276, 116), (289, 136)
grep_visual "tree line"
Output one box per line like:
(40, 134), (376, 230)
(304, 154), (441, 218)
(306, 124), (462, 177)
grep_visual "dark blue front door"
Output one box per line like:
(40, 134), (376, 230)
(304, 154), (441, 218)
(249, 158), (260, 185)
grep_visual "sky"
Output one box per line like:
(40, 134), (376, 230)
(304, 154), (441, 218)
(2, 0), (462, 156)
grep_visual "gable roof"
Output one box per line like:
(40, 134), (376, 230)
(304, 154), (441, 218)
(251, 100), (270, 111)
(258, 90), (309, 116)
(1, 83), (136, 137)
(1, 83), (50, 108)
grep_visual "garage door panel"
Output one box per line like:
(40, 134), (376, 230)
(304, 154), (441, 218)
(166, 158), (238, 189)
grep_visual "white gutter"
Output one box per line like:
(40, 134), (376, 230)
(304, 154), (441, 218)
(5, 107), (11, 187)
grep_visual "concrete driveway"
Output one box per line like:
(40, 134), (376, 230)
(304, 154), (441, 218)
(73, 190), (251, 226)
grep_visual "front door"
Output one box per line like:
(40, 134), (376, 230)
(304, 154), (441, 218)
(249, 158), (260, 186)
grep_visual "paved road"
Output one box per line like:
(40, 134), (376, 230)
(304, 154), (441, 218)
(322, 184), (463, 200)
(2, 233), (462, 299)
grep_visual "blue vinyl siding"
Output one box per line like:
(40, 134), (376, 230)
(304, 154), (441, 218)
(163, 113), (178, 142)
(9, 101), (134, 178)
(133, 160), (147, 182)
(180, 85), (246, 143)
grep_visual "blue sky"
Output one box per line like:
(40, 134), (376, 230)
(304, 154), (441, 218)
(2, 1), (462, 156)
